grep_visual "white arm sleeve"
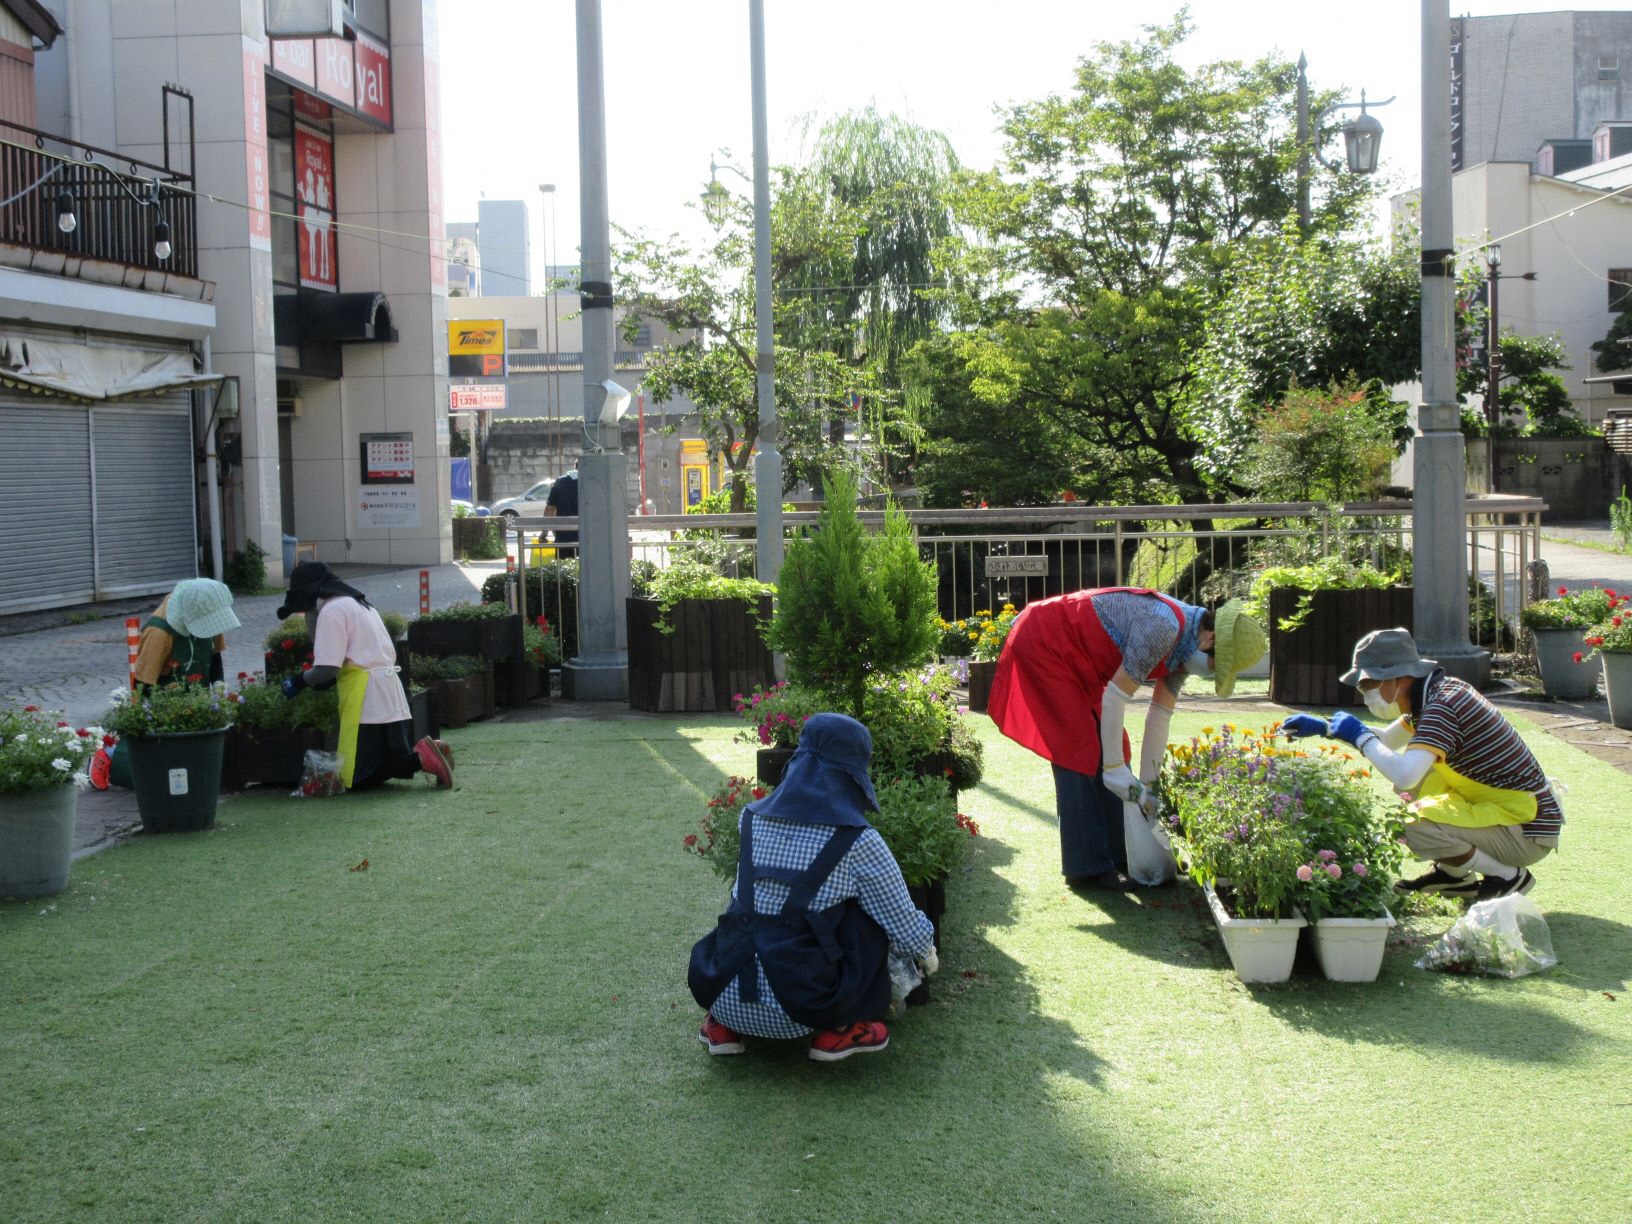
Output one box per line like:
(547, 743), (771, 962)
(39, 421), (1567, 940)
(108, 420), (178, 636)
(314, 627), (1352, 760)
(1375, 717), (1413, 751)
(1138, 702), (1174, 784)
(1100, 683), (1132, 769)
(1360, 738), (1436, 791)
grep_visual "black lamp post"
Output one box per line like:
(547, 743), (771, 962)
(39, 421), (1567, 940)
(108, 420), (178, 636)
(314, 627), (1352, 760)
(1482, 241), (1540, 491)
(1296, 54), (1394, 231)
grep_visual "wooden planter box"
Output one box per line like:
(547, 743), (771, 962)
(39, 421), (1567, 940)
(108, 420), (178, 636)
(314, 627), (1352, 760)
(966, 660), (998, 714)
(1268, 586), (1414, 708)
(626, 595), (775, 713)
(409, 687), (439, 744)
(494, 658), (549, 708)
(227, 725), (331, 790)
(408, 614), (520, 663)
(429, 668), (496, 729)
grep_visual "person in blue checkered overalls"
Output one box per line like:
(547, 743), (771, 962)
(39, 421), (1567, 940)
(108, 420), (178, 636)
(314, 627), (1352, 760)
(688, 714), (939, 1062)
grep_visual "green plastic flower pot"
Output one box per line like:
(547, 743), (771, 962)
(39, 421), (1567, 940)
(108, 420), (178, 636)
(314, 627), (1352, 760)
(125, 728), (229, 833)
(0, 784), (76, 898)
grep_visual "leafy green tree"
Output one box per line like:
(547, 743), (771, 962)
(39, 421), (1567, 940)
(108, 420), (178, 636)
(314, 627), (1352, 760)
(768, 468), (938, 719)
(1460, 332), (1590, 437)
(1592, 304), (1632, 376)
(1241, 382), (1399, 503)
(925, 13), (1384, 505)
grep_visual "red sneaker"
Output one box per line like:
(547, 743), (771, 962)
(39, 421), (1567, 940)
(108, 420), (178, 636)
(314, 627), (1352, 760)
(414, 737), (453, 788)
(433, 739), (455, 770)
(88, 748), (112, 791)
(698, 1014), (745, 1056)
(808, 1020), (889, 1063)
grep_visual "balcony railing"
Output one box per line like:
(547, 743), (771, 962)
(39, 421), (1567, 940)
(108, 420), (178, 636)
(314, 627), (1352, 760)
(0, 120), (197, 279)
(505, 350), (649, 373)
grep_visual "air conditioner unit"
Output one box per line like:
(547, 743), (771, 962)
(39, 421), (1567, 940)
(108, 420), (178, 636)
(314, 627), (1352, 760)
(278, 397), (303, 419)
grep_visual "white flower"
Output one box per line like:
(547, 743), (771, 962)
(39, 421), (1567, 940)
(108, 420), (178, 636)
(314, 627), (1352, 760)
(14, 734), (27, 744)
(51, 757), (72, 771)
(83, 725), (105, 738)
(109, 687), (129, 701)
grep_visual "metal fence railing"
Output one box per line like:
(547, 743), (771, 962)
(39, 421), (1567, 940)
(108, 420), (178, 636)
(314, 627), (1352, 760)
(501, 496), (1548, 657)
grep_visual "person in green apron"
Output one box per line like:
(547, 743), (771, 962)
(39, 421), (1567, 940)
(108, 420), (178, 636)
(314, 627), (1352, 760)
(92, 578), (241, 789)
(276, 562), (453, 790)
(1281, 628), (1563, 903)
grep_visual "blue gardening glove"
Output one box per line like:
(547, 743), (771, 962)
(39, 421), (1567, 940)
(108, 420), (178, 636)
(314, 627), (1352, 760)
(1279, 713), (1328, 740)
(281, 675), (303, 699)
(1326, 711), (1375, 749)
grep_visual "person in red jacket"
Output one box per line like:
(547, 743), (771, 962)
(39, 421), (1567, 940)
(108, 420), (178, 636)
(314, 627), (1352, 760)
(988, 588), (1266, 888)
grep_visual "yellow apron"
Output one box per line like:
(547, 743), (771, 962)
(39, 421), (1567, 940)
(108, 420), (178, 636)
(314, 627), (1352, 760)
(336, 664), (370, 790)
(1408, 761), (1537, 830)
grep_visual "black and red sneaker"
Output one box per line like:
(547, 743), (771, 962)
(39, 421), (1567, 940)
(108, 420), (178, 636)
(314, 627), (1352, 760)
(413, 737), (453, 788)
(88, 748), (112, 791)
(808, 1020), (889, 1063)
(698, 1014), (745, 1056)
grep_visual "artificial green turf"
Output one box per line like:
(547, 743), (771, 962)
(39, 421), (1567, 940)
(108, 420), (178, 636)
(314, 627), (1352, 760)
(2, 710), (1628, 1222)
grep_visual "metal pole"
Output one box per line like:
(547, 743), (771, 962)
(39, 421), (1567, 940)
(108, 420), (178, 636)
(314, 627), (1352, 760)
(1296, 53), (1311, 233)
(567, 0), (630, 700)
(1485, 260), (1500, 492)
(200, 336), (224, 580)
(749, 0), (783, 586)
(1415, 0), (1489, 685)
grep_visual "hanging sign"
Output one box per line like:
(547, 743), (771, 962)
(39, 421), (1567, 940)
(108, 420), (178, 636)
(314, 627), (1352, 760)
(985, 556), (1049, 578)
(295, 126), (336, 290)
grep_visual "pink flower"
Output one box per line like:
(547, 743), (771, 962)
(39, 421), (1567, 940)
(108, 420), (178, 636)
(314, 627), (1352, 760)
(1317, 849), (1337, 862)
(1296, 864), (1314, 882)
(1352, 862), (1368, 877)
(1325, 863), (1343, 880)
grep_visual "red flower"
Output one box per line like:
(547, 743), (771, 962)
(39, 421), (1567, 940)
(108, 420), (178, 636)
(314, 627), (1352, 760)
(1609, 589), (1619, 599)
(102, 734), (116, 747)
(76, 729), (92, 737)
(23, 705), (39, 712)
(1573, 651), (1585, 664)
(943, 767), (955, 778)
(237, 671), (249, 680)
(280, 638), (295, 650)
(1587, 636), (1606, 647)
(56, 721), (68, 728)
(751, 786), (767, 800)
(1616, 616), (1626, 628)
(305, 651), (314, 661)
(682, 833), (698, 848)
(1558, 586), (1569, 596)
(186, 673), (205, 683)
(301, 662), (312, 672)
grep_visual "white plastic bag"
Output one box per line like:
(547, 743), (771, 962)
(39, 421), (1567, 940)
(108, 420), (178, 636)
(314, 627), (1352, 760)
(1414, 894), (1558, 978)
(1122, 797), (1177, 887)
(290, 749), (345, 798)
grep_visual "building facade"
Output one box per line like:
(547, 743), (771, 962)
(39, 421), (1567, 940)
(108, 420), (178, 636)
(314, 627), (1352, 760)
(446, 219), (478, 296)
(9, 0), (452, 611)
(475, 198), (528, 297)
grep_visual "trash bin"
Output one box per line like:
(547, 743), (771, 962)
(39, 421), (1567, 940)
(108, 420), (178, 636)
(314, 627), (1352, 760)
(282, 533), (297, 577)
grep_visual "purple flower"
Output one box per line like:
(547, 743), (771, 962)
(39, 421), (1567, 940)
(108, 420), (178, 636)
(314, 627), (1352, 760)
(1352, 862), (1368, 877)
(1223, 830), (1237, 842)
(1237, 824), (1250, 840)
(1296, 864), (1313, 882)
(1325, 863), (1342, 880)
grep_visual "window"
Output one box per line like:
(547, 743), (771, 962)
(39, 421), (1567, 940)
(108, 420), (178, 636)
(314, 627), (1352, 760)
(631, 323), (652, 347)
(1597, 130), (1613, 162)
(510, 328), (539, 350)
(1602, 55), (1620, 81)
(1609, 269), (1632, 312)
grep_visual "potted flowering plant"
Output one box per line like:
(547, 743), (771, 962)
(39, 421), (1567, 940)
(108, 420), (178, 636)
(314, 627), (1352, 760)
(103, 681), (239, 833)
(496, 615), (561, 707)
(1520, 585), (1613, 699)
(965, 603), (1018, 713)
(732, 681), (822, 784)
(0, 705), (102, 898)
(1583, 591), (1632, 728)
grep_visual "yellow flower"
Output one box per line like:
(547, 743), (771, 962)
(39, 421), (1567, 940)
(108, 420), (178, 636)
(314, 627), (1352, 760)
(1201, 726), (1216, 736)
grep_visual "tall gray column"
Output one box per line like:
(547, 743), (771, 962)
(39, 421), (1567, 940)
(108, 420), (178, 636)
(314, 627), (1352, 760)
(749, 0), (783, 585)
(1414, 0), (1489, 685)
(565, 0), (630, 701)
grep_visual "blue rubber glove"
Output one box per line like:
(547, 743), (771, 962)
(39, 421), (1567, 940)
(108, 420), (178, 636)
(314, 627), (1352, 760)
(1326, 711), (1375, 749)
(281, 675), (303, 699)
(1279, 713), (1328, 740)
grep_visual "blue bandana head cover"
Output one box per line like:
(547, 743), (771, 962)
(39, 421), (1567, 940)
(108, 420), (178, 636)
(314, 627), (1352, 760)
(1164, 601), (1208, 674)
(745, 712), (878, 828)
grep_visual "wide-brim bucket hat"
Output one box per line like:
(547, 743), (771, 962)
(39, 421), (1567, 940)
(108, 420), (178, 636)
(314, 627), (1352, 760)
(1211, 598), (1266, 698)
(1339, 627), (1438, 687)
(749, 712), (878, 827)
(277, 562), (369, 620)
(166, 578), (240, 639)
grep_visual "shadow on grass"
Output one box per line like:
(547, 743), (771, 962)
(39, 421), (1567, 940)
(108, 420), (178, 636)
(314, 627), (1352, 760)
(1542, 912), (1632, 991)
(1069, 884), (1227, 973)
(972, 779), (1059, 827)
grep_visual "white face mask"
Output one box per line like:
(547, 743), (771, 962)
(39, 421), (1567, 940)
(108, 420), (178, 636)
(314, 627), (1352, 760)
(1184, 649), (1213, 679)
(1362, 687), (1404, 720)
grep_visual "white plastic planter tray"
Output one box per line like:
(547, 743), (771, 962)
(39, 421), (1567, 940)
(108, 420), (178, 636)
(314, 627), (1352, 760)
(1204, 883), (1305, 983)
(1311, 910), (1396, 982)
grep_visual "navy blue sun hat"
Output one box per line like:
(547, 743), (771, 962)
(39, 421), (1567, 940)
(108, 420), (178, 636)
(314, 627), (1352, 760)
(746, 712), (878, 828)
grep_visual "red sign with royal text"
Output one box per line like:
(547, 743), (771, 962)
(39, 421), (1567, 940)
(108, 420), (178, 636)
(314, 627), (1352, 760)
(271, 38), (316, 88)
(353, 30), (392, 126)
(295, 126), (336, 290)
(270, 33), (391, 129)
(314, 36), (355, 109)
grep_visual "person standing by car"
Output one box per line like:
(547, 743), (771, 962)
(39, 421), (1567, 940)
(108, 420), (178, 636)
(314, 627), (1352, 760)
(543, 468), (578, 556)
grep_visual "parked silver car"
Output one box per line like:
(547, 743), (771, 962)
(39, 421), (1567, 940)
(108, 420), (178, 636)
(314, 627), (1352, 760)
(490, 479), (554, 520)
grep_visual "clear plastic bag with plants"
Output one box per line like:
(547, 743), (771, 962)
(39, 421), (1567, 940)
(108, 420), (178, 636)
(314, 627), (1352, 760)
(291, 749), (346, 799)
(1414, 894), (1558, 978)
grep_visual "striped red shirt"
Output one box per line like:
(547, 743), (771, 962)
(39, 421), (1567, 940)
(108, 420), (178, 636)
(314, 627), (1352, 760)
(1409, 673), (1563, 838)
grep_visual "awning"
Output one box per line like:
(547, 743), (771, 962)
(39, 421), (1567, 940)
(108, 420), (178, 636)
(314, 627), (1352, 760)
(302, 292), (398, 343)
(0, 336), (222, 403)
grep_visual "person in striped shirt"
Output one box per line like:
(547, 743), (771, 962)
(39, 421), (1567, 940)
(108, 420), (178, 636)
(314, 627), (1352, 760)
(1282, 628), (1562, 902)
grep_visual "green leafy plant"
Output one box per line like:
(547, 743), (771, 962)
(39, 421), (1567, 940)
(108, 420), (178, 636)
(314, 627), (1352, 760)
(0, 705), (103, 792)
(480, 560), (579, 658)
(1612, 486), (1632, 554)
(971, 603), (1018, 662)
(460, 519), (506, 561)
(685, 775), (768, 881)
(522, 617), (563, 668)
(1240, 381), (1400, 504)
(868, 773), (978, 887)
(1276, 755), (1404, 921)
(1582, 591), (1632, 657)
(1520, 586), (1615, 631)
(409, 654), (486, 682)
(415, 601), (513, 623)
(379, 610), (408, 641)
(231, 673), (338, 734)
(223, 539), (270, 596)
(264, 617), (316, 678)
(643, 558), (775, 635)
(1245, 557), (1404, 632)
(769, 467), (939, 719)
(863, 665), (961, 783)
(103, 681), (238, 738)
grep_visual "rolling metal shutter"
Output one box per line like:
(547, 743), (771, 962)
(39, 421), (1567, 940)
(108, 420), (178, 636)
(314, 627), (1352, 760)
(90, 399), (196, 599)
(0, 401), (94, 613)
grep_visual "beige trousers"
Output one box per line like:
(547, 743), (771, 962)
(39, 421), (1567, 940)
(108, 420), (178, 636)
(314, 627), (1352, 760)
(1403, 820), (1558, 869)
